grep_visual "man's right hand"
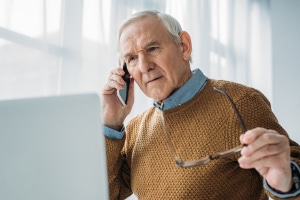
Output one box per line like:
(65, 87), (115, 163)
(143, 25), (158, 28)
(101, 68), (134, 130)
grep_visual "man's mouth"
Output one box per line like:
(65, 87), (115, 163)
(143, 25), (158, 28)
(147, 76), (163, 84)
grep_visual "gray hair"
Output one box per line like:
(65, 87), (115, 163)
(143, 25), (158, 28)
(117, 10), (183, 53)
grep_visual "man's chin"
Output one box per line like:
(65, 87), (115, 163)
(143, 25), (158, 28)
(143, 87), (171, 102)
(149, 93), (169, 104)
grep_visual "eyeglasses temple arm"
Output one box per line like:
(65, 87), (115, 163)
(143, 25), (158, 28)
(211, 144), (244, 160)
(213, 87), (247, 133)
(160, 110), (182, 162)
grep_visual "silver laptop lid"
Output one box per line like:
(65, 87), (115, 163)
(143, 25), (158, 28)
(0, 93), (108, 200)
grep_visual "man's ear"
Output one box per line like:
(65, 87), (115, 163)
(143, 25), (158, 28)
(179, 31), (192, 62)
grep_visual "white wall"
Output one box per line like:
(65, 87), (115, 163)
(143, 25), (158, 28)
(270, 0), (300, 143)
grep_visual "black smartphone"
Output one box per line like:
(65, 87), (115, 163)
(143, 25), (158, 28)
(117, 63), (130, 106)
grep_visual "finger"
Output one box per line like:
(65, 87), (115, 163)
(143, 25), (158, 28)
(111, 68), (126, 76)
(109, 74), (125, 87)
(108, 68), (126, 80)
(239, 133), (245, 143)
(241, 127), (268, 144)
(103, 70), (127, 92)
(241, 130), (286, 157)
(239, 152), (290, 171)
(239, 142), (289, 169)
(239, 135), (290, 168)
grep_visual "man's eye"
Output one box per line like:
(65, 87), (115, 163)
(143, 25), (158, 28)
(127, 55), (137, 63)
(146, 46), (161, 56)
(147, 46), (158, 52)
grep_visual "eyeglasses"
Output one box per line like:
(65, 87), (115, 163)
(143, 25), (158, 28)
(160, 87), (247, 167)
(124, 45), (162, 68)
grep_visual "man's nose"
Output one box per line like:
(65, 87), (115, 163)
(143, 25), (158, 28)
(137, 54), (153, 73)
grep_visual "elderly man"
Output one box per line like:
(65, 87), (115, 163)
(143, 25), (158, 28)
(102, 10), (300, 199)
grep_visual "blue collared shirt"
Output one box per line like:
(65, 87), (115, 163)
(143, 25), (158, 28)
(153, 68), (207, 110)
(103, 68), (300, 198)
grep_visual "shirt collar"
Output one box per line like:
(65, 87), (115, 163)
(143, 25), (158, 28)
(153, 68), (207, 110)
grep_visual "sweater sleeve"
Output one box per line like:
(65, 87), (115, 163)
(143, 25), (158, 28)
(105, 135), (133, 199)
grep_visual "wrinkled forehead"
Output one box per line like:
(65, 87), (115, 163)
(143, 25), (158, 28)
(118, 16), (170, 56)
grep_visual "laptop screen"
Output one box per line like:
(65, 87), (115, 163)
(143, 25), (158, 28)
(0, 93), (109, 200)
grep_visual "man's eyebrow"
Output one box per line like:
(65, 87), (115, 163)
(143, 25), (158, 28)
(123, 40), (162, 58)
(145, 40), (161, 47)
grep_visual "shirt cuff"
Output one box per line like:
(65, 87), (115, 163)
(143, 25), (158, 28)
(103, 125), (125, 139)
(264, 161), (300, 198)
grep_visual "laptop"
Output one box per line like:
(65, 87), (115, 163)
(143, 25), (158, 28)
(0, 93), (109, 200)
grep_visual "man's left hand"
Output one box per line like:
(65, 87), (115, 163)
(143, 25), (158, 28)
(238, 127), (293, 193)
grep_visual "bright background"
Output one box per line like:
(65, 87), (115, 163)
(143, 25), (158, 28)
(1, 1), (299, 198)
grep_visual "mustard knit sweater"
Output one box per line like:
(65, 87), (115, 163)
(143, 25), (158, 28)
(105, 79), (300, 200)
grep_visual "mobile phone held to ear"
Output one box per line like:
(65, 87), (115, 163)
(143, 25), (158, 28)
(117, 63), (130, 106)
